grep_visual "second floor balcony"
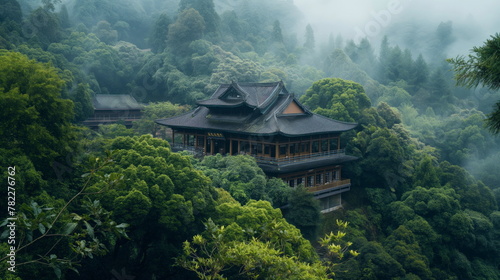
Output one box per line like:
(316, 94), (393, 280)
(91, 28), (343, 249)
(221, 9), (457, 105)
(253, 149), (346, 166)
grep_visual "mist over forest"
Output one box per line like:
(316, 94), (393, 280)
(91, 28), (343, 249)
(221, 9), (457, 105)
(2, 0), (500, 279)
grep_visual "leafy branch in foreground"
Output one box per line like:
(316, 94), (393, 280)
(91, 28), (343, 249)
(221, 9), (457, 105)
(0, 153), (129, 279)
(447, 33), (500, 133)
(178, 215), (358, 279)
(318, 220), (359, 265)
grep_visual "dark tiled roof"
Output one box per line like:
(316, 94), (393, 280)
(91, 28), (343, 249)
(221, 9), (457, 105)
(93, 94), (143, 110)
(197, 82), (285, 112)
(156, 82), (357, 137)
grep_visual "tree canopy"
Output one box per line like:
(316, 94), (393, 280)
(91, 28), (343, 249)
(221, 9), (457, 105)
(0, 50), (75, 176)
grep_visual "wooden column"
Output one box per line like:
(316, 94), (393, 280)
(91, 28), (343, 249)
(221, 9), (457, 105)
(210, 139), (214, 155)
(204, 134), (208, 154)
(337, 137), (340, 151)
(229, 138), (233, 155)
(172, 130), (175, 146)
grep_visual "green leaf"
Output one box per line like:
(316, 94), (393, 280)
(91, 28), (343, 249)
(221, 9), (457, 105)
(63, 222), (78, 235)
(39, 223), (46, 234)
(53, 266), (62, 279)
(115, 223), (129, 229)
(84, 221), (94, 239)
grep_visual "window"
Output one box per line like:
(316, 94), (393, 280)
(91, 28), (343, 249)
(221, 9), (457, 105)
(316, 174), (323, 185)
(264, 144), (271, 155)
(196, 136), (205, 147)
(330, 138), (339, 151)
(300, 142), (309, 153)
(251, 143), (258, 155)
(325, 172), (331, 183)
(256, 143), (263, 154)
(320, 194), (342, 212)
(297, 177), (303, 186)
(307, 176), (314, 187)
(240, 141), (249, 153)
(312, 141), (319, 153)
(232, 140), (238, 155)
(279, 144), (288, 157)
(321, 139), (329, 152)
(188, 135), (195, 146)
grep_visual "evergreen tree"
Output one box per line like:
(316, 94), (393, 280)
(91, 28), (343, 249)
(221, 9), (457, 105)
(428, 21), (454, 63)
(413, 54), (429, 90)
(179, 0), (220, 35)
(0, 50), (76, 178)
(272, 19), (284, 44)
(150, 13), (171, 53)
(303, 24), (315, 50)
(220, 10), (243, 41)
(448, 33), (500, 133)
(377, 36), (391, 83)
(58, 4), (70, 28)
(356, 38), (376, 76)
(167, 8), (206, 56)
(72, 83), (94, 122)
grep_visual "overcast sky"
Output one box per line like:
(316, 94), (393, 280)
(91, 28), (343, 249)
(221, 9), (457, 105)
(293, 0), (500, 55)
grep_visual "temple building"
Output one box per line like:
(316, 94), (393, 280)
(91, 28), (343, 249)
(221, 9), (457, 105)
(83, 94), (144, 129)
(155, 82), (357, 212)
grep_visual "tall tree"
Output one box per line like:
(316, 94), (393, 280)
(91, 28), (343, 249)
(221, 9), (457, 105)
(303, 24), (315, 50)
(300, 77), (371, 122)
(0, 50), (75, 176)
(272, 19), (284, 44)
(178, 0), (220, 35)
(448, 33), (500, 133)
(150, 13), (171, 53)
(167, 8), (206, 56)
(413, 54), (429, 89)
(377, 36), (391, 83)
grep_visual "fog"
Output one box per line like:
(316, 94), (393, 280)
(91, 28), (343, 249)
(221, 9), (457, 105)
(294, 0), (500, 56)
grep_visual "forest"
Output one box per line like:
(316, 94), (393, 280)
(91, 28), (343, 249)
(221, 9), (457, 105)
(1, 0), (500, 279)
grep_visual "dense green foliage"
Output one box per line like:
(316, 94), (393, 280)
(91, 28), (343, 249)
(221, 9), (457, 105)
(2, 0), (500, 279)
(195, 154), (291, 207)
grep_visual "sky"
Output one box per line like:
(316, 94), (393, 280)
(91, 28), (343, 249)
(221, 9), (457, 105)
(293, 0), (500, 56)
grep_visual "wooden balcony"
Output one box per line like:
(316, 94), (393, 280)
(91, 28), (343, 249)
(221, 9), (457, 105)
(170, 143), (205, 157)
(307, 179), (351, 193)
(253, 149), (346, 166)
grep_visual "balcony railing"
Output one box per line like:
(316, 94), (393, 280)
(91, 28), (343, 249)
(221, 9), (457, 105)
(306, 179), (351, 193)
(253, 149), (345, 165)
(169, 144), (346, 165)
(170, 143), (205, 157)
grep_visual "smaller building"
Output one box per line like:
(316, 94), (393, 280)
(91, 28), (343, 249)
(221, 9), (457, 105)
(83, 94), (143, 129)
